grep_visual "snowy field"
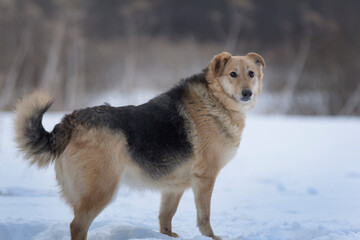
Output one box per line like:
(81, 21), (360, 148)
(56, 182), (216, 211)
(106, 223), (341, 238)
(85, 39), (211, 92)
(1, 110), (360, 240)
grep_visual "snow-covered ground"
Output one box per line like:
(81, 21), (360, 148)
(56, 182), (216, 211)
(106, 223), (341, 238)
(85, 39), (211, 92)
(1, 110), (360, 240)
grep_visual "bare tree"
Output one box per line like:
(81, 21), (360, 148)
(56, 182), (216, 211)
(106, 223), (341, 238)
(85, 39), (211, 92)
(340, 82), (360, 115)
(39, 18), (66, 97)
(224, 8), (243, 53)
(280, 28), (312, 114)
(0, 26), (32, 108)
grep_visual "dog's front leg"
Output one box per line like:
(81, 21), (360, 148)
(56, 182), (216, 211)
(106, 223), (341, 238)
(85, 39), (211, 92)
(191, 174), (221, 240)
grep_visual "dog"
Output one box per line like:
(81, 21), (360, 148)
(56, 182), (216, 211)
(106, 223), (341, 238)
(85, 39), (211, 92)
(14, 52), (265, 240)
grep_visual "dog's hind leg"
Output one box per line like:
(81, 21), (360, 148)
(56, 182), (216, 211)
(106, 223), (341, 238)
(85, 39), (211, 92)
(56, 129), (126, 240)
(68, 153), (123, 240)
(158, 190), (184, 237)
(70, 181), (121, 240)
(69, 175), (122, 240)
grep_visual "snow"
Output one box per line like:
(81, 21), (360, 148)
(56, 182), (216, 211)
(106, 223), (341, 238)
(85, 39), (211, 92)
(1, 111), (360, 240)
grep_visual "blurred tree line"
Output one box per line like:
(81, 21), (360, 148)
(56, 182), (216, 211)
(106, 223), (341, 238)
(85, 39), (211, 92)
(0, 0), (359, 115)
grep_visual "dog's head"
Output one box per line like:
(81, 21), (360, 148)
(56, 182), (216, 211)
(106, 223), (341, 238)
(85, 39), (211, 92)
(206, 52), (265, 112)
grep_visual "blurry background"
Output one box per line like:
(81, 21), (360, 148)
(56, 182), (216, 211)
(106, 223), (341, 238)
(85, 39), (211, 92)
(0, 0), (359, 115)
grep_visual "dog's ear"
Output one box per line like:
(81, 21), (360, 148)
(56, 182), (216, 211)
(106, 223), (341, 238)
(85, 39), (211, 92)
(209, 52), (232, 77)
(246, 52), (266, 68)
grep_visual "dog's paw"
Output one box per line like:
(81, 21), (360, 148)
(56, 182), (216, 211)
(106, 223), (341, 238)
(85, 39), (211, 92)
(212, 235), (222, 240)
(169, 232), (179, 238)
(161, 230), (179, 238)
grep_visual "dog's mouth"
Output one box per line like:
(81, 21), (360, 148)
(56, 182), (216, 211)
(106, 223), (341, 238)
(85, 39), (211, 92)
(232, 94), (252, 103)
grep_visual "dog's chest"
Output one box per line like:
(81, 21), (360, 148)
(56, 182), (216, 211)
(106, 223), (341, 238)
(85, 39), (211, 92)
(216, 137), (240, 169)
(210, 118), (244, 168)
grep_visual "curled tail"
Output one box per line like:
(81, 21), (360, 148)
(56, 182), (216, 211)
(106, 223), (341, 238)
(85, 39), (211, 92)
(15, 90), (73, 168)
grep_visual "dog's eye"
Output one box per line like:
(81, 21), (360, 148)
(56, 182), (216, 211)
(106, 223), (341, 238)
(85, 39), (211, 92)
(249, 71), (255, 78)
(230, 72), (237, 78)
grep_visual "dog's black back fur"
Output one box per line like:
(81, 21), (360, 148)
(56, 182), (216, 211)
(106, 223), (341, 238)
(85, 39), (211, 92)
(70, 73), (207, 179)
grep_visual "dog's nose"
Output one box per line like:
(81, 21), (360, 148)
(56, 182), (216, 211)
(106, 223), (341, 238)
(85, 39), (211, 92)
(242, 89), (252, 99)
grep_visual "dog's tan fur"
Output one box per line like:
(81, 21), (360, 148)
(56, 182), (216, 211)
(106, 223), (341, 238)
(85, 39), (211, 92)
(15, 52), (265, 240)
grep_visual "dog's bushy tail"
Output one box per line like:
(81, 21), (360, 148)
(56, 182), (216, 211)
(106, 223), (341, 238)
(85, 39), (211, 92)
(14, 90), (73, 168)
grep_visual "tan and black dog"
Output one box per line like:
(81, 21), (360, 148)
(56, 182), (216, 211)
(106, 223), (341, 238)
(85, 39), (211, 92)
(15, 52), (265, 240)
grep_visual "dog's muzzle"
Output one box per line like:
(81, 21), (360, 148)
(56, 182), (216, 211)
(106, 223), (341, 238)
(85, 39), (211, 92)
(232, 90), (253, 103)
(238, 89), (252, 102)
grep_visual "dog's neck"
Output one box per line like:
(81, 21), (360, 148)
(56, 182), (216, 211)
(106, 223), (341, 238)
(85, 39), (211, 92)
(207, 80), (248, 128)
(202, 82), (247, 145)
(228, 109), (246, 126)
